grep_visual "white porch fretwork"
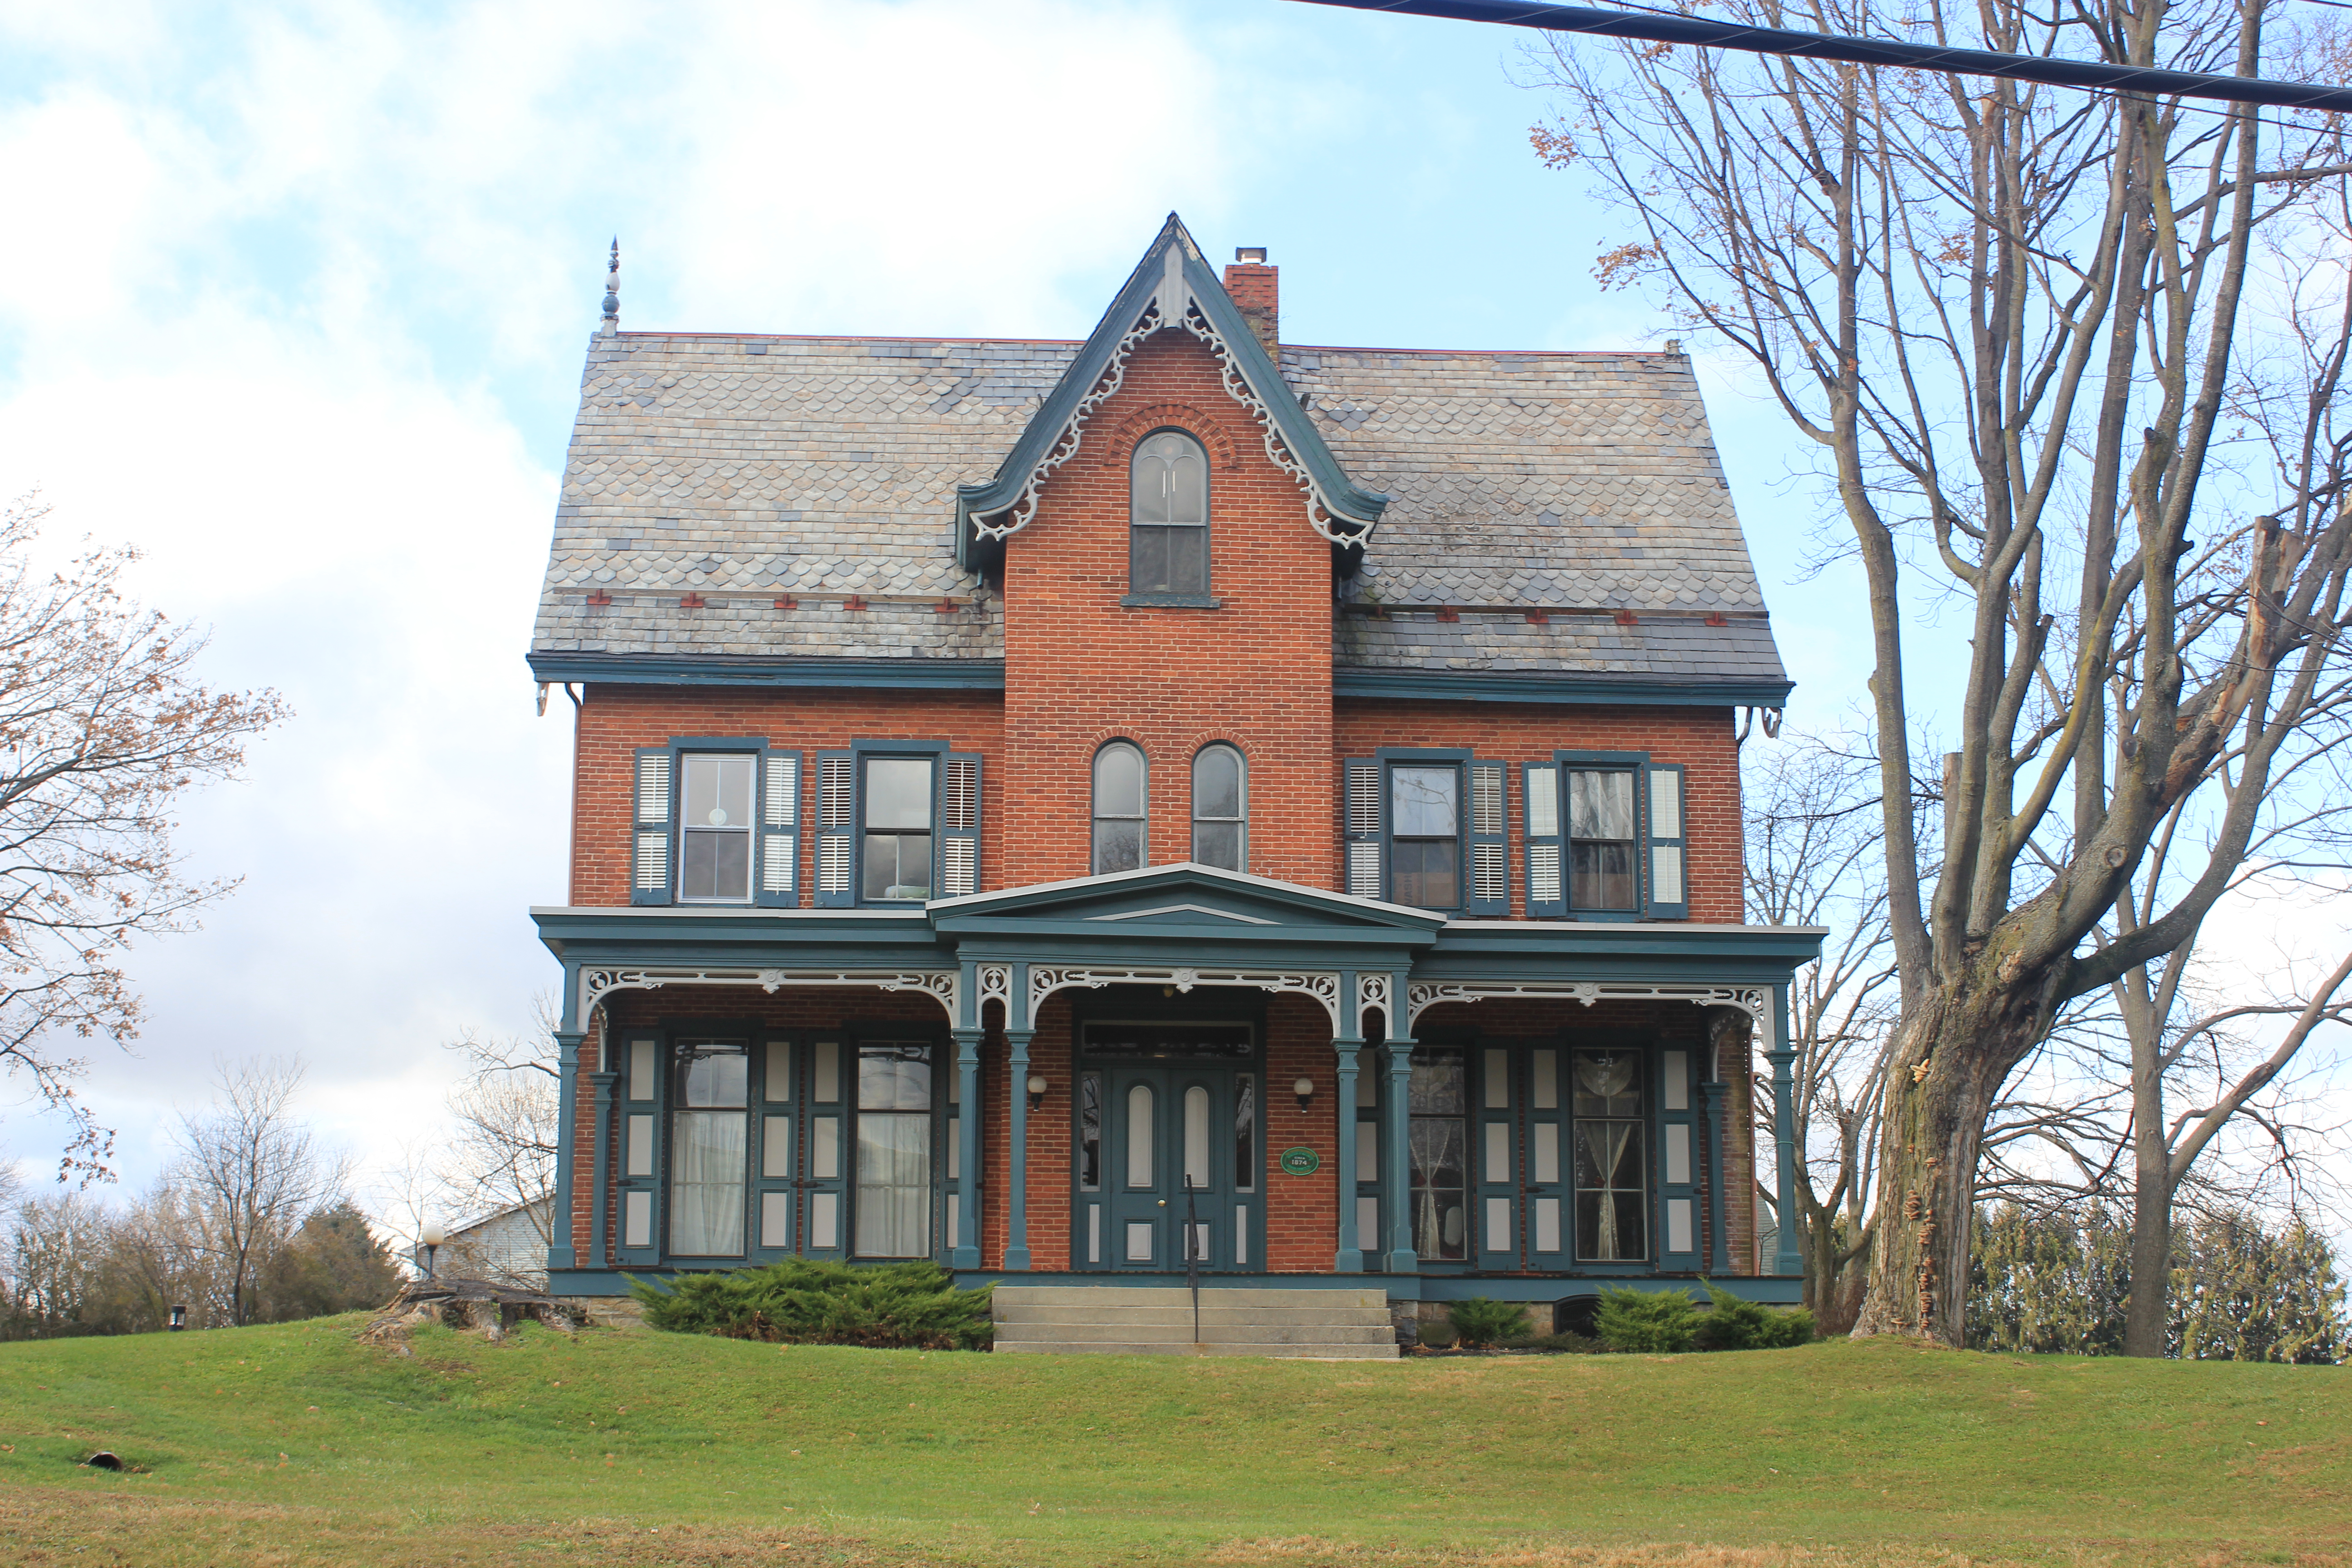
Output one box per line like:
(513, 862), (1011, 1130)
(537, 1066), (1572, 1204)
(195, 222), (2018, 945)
(579, 966), (960, 1029)
(1406, 980), (1771, 1043)
(1029, 965), (1343, 1029)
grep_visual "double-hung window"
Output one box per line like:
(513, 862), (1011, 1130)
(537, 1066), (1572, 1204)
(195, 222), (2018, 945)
(679, 755), (755, 902)
(1524, 752), (1688, 920)
(1093, 742), (1147, 873)
(1342, 753), (1509, 916)
(862, 756), (934, 901)
(1191, 744), (1245, 871)
(1129, 430), (1210, 598)
(811, 744), (984, 906)
(631, 740), (801, 908)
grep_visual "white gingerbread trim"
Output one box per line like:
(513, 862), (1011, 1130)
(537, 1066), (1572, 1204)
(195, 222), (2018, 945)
(580, 965), (960, 1027)
(1354, 972), (1392, 1034)
(1028, 965), (1343, 1030)
(1405, 980), (1773, 1046)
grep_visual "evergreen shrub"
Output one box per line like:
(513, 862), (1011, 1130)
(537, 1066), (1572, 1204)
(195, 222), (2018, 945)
(1690, 1282), (1815, 1350)
(630, 1259), (994, 1350)
(1447, 1296), (1531, 1348)
(1594, 1286), (1698, 1352)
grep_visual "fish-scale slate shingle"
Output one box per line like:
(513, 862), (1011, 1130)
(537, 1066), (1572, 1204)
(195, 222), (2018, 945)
(530, 331), (1785, 691)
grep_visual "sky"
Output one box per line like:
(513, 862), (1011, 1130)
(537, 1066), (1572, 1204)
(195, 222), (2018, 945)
(0, 0), (2336, 1229)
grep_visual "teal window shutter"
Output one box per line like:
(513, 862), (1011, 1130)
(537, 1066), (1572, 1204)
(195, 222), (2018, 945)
(938, 753), (982, 898)
(1466, 760), (1509, 917)
(814, 752), (855, 907)
(1343, 758), (1384, 900)
(756, 750), (802, 907)
(630, 747), (673, 906)
(1522, 762), (1565, 918)
(1644, 763), (1688, 920)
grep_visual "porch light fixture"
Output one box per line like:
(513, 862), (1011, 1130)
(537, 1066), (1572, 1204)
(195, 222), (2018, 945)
(420, 1220), (446, 1281)
(1026, 1074), (1049, 1111)
(168, 1304), (186, 1332)
(1294, 1076), (1315, 1112)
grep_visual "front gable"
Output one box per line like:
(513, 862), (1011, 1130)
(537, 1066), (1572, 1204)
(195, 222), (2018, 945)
(954, 214), (1389, 573)
(930, 862), (1446, 944)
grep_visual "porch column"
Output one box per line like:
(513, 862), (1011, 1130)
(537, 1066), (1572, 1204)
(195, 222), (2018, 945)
(1767, 983), (1803, 1276)
(550, 1029), (585, 1270)
(587, 1064), (618, 1269)
(951, 1027), (984, 1269)
(1003, 962), (1034, 1270)
(1382, 979), (1418, 1274)
(1699, 1077), (1729, 1275)
(1332, 969), (1362, 1273)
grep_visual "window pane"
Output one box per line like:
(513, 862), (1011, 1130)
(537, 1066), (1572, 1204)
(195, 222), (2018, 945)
(865, 757), (933, 831)
(1193, 820), (1242, 871)
(863, 832), (932, 900)
(1193, 746), (1241, 818)
(1571, 841), (1638, 911)
(1391, 766), (1459, 837)
(675, 1045), (748, 1108)
(685, 755), (754, 828)
(1569, 769), (1636, 840)
(1234, 1074), (1255, 1191)
(1572, 1051), (1642, 1116)
(1183, 1084), (1210, 1190)
(1409, 1049), (1465, 1115)
(854, 1113), (930, 1256)
(1133, 431), (1207, 524)
(1408, 1118), (1467, 1261)
(1093, 818), (1142, 875)
(1079, 1073), (1102, 1191)
(1163, 524), (1207, 594)
(1132, 527), (1170, 591)
(1094, 745), (1145, 817)
(1392, 838), (1458, 907)
(678, 829), (750, 902)
(1126, 1083), (1154, 1188)
(671, 1109), (746, 1255)
(858, 1044), (931, 1110)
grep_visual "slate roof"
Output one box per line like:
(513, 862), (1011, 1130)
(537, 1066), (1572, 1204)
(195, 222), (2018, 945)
(529, 328), (1787, 694)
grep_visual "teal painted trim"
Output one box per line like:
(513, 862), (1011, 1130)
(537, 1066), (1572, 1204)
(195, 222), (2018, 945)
(526, 651), (1005, 691)
(955, 214), (1388, 568)
(1423, 924), (1826, 966)
(1334, 667), (1792, 708)
(1004, 1029), (1034, 1271)
(925, 1273), (1800, 1305)
(937, 918), (1434, 948)
(550, 1033), (584, 1271)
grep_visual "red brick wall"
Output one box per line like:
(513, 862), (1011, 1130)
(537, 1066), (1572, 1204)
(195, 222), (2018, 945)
(1333, 699), (1743, 923)
(569, 686), (1004, 906)
(1261, 995), (1338, 1270)
(998, 331), (1338, 889)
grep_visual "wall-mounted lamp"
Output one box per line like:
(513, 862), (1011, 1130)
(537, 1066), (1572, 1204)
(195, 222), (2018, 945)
(1294, 1076), (1316, 1112)
(1026, 1074), (1049, 1112)
(168, 1304), (187, 1332)
(420, 1220), (446, 1282)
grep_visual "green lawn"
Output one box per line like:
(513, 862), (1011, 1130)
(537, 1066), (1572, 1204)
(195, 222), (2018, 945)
(0, 1316), (2343, 1567)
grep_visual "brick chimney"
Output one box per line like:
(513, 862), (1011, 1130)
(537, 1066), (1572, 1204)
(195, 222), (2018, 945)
(1224, 247), (1277, 354)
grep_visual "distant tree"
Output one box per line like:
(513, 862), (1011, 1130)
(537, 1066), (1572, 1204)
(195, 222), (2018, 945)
(256, 1202), (402, 1320)
(0, 1188), (112, 1339)
(173, 1058), (352, 1326)
(432, 996), (560, 1265)
(0, 494), (287, 1177)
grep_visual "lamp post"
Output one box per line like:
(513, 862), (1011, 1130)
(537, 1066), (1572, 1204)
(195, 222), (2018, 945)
(420, 1220), (445, 1282)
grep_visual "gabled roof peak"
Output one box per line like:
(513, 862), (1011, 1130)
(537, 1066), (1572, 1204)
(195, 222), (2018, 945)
(953, 214), (1389, 569)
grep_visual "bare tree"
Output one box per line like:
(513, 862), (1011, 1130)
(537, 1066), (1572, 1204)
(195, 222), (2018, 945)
(434, 995), (560, 1269)
(172, 1058), (351, 1327)
(1532, 0), (2352, 1342)
(0, 495), (288, 1178)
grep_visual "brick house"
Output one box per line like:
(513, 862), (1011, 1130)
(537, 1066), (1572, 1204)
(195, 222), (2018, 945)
(526, 217), (1822, 1332)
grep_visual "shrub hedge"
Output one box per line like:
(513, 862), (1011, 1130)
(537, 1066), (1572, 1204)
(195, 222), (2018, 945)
(630, 1259), (994, 1350)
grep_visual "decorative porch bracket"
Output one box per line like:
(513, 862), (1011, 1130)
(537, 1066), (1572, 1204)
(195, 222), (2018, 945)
(1406, 980), (1772, 1039)
(1029, 965), (1343, 1030)
(575, 965), (961, 1029)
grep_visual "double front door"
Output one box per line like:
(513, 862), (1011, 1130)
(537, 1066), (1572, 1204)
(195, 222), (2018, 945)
(1082, 1064), (1259, 1272)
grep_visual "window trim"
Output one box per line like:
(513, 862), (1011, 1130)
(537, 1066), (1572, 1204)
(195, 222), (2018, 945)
(843, 737), (956, 909)
(675, 752), (759, 906)
(1092, 739), (1149, 876)
(1128, 426), (1213, 599)
(1556, 750), (1648, 921)
(634, 736), (802, 910)
(1190, 742), (1248, 872)
(1375, 747), (1471, 913)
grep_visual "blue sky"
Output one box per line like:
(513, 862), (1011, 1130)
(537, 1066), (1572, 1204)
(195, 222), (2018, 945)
(7, 0), (2285, 1211)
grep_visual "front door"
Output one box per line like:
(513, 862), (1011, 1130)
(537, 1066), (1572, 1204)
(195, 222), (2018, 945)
(1100, 1065), (1255, 1272)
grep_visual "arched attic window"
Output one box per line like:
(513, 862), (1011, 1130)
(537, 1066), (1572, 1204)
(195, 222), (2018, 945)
(1093, 742), (1147, 874)
(1131, 430), (1209, 596)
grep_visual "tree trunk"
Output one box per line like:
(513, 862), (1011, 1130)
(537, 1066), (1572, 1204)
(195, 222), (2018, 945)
(2123, 1028), (2174, 1357)
(1851, 968), (2049, 1345)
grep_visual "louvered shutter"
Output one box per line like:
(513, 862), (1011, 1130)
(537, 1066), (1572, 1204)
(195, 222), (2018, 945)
(756, 750), (803, 907)
(1467, 760), (1509, 917)
(814, 751), (856, 907)
(1522, 762), (1565, 918)
(630, 747), (674, 906)
(1343, 759), (1385, 901)
(937, 753), (982, 899)
(1644, 762), (1689, 920)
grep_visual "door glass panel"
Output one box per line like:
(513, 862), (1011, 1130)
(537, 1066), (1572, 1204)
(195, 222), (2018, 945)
(1183, 1085), (1210, 1190)
(856, 1044), (932, 1258)
(1126, 1083), (1155, 1189)
(670, 1044), (747, 1256)
(1079, 1073), (1102, 1191)
(1409, 1047), (1467, 1261)
(1574, 1048), (1646, 1260)
(1233, 1075), (1255, 1191)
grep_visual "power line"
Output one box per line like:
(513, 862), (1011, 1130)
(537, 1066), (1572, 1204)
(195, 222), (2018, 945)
(1293, 0), (2352, 114)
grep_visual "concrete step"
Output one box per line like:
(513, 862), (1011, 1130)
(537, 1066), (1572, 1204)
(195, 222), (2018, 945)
(995, 1339), (1400, 1359)
(995, 1305), (1393, 1328)
(991, 1285), (1386, 1310)
(995, 1321), (1398, 1345)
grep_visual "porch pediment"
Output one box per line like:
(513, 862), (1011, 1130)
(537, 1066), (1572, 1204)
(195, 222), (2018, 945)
(926, 862), (1447, 947)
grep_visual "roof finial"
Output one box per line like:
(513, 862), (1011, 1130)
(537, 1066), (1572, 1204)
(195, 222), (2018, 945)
(600, 238), (620, 335)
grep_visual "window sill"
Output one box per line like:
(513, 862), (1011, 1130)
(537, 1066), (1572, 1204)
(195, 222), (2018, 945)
(1120, 593), (1223, 609)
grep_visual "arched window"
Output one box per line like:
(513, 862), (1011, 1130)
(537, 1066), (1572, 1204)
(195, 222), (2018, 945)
(1191, 744), (1246, 871)
(1092, 742), (1147, 874)
(1130, 430), (1209, 595)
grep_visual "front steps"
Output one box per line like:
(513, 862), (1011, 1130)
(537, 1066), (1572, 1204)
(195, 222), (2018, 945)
(992, 1284), (1398, 1358)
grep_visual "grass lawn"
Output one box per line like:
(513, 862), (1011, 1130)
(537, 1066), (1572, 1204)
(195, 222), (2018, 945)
(0, 1315), (2344, 1567)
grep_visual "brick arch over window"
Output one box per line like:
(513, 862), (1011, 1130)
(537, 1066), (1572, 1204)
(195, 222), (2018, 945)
(1104, 404), (1240, 471)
